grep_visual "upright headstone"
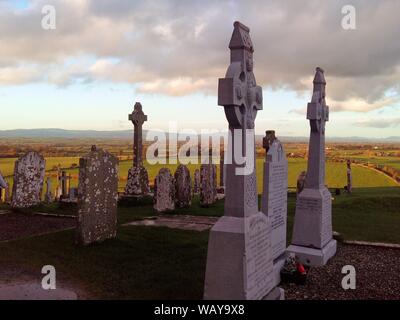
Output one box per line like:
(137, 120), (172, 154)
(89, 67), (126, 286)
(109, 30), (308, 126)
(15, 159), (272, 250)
(124, 102), (150, 196)
(193, 169), (200, 194)
(261, 130), (288, 286)
(76, 146), (118, 245)
(296, 171), (307, 195)
(154, 168), (175, 213)
(44, 177), (53, 203)
(288, 67), (337, 266)
(204, 22), (283, 300)
(174, 164), (192, 208)
(60, 171), (70, 199)
(199, 163), (217, 207)
(0, 170), (7, 203)
(11, 152), (45, 208)
(346, 160), (352, 193)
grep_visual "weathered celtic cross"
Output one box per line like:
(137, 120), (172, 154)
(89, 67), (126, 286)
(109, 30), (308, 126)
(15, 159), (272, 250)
(129, 102), (147, 168)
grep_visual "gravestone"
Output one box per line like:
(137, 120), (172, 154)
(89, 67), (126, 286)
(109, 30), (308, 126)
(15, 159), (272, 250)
(204, 22), (283, 300)
(296, 171), (306, 194)
(124, 102), (150, 196)
(59, 171), (70, 199)
(193, 169), (200, 194)
(44, 177), (53, 203)
(288, 67), (337, 266)
(154, 168), (175, 213)
(199, 163), (217, 207)
(261, 130), (288, 287)
(174, 164), (192, 208)
(346, 160), (352, 193)
(76, 146), (119, 245)
(11, 152), (45, 208)
(0, 170), (7, 203)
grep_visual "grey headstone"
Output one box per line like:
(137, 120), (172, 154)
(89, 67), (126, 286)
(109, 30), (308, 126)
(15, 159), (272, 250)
(200, 163), (217, 207)
(204, 22), (282, 300)
(288, 67), (337, 266)
(76, 147), (119, 245)
(296, 171), (307, 195)
(174, 164), (192, 208)
(44, 177), (53, 203)
(154, 168), (175, 213)
(11, 152), (45, 208)
(124, 166), (150, 196)
(261, 130), (288, 286)
(346, 159), (352, 193)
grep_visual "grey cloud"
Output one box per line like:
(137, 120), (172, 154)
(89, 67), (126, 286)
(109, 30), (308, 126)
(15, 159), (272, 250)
(354, 117), (400, 128)
(0, 0), (400, 111)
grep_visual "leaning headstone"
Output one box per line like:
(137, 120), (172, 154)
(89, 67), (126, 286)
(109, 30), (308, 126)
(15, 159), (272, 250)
(124, 102), (150, 196)
(288, 67), (337, 266)
(296, 171), (306, 195)
(154, 168), (175, 213)
(204, 22), (283, 300)
(11, 152), (45, 208)
(193, 169), (200, 194)
(261, 130), (288, 287)
(44, 177), (53, 203)
(174, 164), (192, 208)
(346, 160), (352, 193)
(76, 146), (118, 245)
(199, 163), (217, 207)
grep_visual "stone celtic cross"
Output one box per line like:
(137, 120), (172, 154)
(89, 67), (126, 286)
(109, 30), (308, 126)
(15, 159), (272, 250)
(305, 67), (329, 189)
(129, 102), (147, 168)
(217, 21), (263, 217)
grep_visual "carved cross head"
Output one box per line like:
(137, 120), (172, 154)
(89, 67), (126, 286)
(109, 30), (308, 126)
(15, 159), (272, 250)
(218, 21), (263, 130)
(129, 102), (148, 127)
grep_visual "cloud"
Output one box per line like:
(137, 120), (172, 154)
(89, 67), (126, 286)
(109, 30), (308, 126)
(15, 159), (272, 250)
(1, 0), (400, 112)
(354, 117), (400, 128)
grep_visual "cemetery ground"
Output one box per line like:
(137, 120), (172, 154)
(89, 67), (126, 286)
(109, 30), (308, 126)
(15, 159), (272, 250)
(0, 186), (399, 299)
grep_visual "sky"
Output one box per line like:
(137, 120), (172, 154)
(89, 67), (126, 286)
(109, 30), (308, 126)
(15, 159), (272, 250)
(0, 0), (399, 138)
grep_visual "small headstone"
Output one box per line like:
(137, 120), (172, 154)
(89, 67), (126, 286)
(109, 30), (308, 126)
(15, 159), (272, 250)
(11, 152), (45, 208)
(193, 169), (200, 194)
(154, 168), (175, 213)
(44, 177), (53, 203)
(69, 187), (77, 201)
(174, 164), (192, 208)
(200, 163), (217, 207)
(296, 171), (306, 194)
(288, 68), (337, 266)
(261, 130), (288, 287)
(0, 170), (7, 203)
(124, 102), (150, 196)
(76, 147), (118, 245)
(346, 160), (352, 193)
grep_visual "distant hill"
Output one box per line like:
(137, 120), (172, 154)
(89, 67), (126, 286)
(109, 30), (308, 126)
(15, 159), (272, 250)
(0, 128), (399, 143)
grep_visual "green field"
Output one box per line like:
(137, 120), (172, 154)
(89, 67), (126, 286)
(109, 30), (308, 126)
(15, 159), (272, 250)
(1, 156), (398, 197)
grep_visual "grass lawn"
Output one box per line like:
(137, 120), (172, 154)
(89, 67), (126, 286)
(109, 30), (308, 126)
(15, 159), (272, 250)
(0, 186), (399, 299)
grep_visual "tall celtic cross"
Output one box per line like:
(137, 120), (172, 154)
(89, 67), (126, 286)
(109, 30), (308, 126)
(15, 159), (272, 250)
(305, 67), (329, 189)
(218, 21), (263, 218)
(129, 102), (147, 168)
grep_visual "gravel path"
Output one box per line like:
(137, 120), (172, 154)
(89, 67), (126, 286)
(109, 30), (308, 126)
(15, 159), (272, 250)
(281, 243), (400, 300)
(0, 212), (76, 241)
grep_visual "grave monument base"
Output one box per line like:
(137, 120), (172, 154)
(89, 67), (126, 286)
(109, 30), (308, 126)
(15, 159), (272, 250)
(287, 238), (337, 266)
(204, 215), (284, 300)
(272, 253), (287, 287)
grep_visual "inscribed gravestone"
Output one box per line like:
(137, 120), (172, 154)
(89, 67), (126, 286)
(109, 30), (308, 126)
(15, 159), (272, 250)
(261, 130), (288, 286)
